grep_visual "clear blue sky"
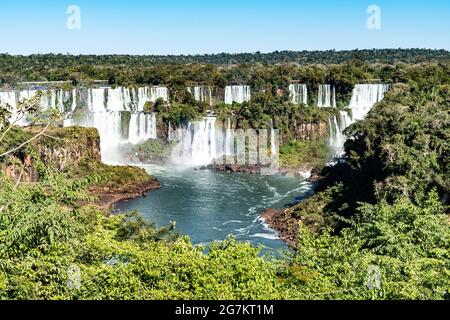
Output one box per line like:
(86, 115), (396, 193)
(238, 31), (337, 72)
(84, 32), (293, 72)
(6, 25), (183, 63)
(1, 0), (449, 55)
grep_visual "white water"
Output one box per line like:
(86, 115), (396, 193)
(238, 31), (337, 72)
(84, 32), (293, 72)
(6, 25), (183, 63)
(137, 86), (169, 110)
(171, 116), (239, 167)
(328, 84), (389, 155)
(270, 120), (277, 157)
(128, 113), (157, 144)
(289, 84), (308, 105)
(225, 118), (233, 156)
(348, 84), (390, 122)
(167, 122), (173, 142)
(82, 87), (164, 161)
(225, 85), (251, 104)
(7, 86), (166, 161)
(86, 86), (169, 112)
(328, 114), (345, 153)
(317, 84), (336, 108)
(172, 117), (218, 167)
(91, 112), (123, 153)
(187, 86), (213, 106)
(0, 90), (23, 125)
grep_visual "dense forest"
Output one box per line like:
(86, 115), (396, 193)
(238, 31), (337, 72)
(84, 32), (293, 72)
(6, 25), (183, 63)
(0, 54), (449, 299)
(1, 49), (450, 71)
(1, 49), (450, 88)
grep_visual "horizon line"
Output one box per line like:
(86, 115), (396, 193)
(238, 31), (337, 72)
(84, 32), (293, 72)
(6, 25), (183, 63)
(2, 48), (450, 57)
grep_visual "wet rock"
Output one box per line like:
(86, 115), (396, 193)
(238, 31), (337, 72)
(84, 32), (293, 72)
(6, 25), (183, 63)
(307, 167), (323, 182)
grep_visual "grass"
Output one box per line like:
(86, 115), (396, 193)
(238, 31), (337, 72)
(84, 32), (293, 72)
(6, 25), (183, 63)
(279, 139), (330, 168)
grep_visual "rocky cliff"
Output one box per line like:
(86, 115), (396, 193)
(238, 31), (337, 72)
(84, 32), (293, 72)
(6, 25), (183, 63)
(2, 125), (160, 208)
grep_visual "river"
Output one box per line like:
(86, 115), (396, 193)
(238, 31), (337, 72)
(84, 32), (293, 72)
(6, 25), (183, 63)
(114, 164), (314, 253)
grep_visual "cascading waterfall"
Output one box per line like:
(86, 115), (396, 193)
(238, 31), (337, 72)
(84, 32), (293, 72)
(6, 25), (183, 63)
(0, 90), (23, 125)
(128, 113), (157, 144)
(85, 86), (169, 112)
(87, 88), (107, 112)
(0, 91), (17, 109)
(80, 86), (165, 161)
(328, 114), (345, 153)
(136, 86), (169, 110)
(13, 88), (75, 115)
(91, 112), (123, 150)
(187, 86), (213, 106)
(348, 84), (390, 122)
(167, 122), (173, 142)
(327, 84), (389, 155)
(224, 118), (233, 156)
(71, 88), (77, 112)
(172, 117), (218, 166)
(289, 84), (308, 105)
(4, 86), (165, 161)
(106, 87), (132, 111)
(149, 86), (169, 103)
(317, 84), (336, 108)
(270, 120), (277, 157)
(225, 85), (251, 104)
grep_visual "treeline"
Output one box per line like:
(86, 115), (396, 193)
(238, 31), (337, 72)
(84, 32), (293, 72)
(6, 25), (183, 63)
(2, 53), (450, 98)
(0, 49), (449, 87)
(1, 49), (449, 70)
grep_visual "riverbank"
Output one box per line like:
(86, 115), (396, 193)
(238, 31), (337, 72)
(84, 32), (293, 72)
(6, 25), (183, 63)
(91, 176), (161, 209)
(260, 167), (328, 248)
(261, 208), (299, 248)
(66, 158), (162, 210)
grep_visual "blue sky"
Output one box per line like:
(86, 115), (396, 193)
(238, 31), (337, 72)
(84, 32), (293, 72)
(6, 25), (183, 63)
(0, 0), (449, 54)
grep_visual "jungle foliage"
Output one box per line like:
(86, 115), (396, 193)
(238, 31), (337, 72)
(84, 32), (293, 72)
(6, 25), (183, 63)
(0, 58), (449, 300)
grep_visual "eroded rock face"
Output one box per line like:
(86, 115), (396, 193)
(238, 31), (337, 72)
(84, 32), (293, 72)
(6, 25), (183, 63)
(2, 126), (100, 182)
(3, 126), (160, 209)
(280, 122), (328, 145)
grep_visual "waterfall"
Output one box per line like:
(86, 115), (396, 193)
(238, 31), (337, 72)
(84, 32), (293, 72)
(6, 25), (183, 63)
(348, 84), (389, 122)
(327, 84), (389, 155)
(289, 84), (308, 105)
(71, 86), (164, 160)
(2, 86), (161, 162)
(187, 86), (213, 105)
(149, 86), (169, 103)
(0, 91), (17, 109)
(172, 117), (218, 166)
(4, 88), (77, 125)
(71, 86), (163, 161)
(84, 86), (169, 112)
(128, 113), (157, 144)
(0, 90), (22, 124)
(225, 85), (251, 104)
(168, 122), (173, 142)
(106, 87), (131, 111)
(224, 118), (233, 155)
(270, 121), (277, 157)
(19, 89), (39, 104)
(328, 114), (346, 154)
(71, 89), (77, 112)
(91, 111), (123, 148)
(317, 84), (336, 108)
(87, 88), (107, 112)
